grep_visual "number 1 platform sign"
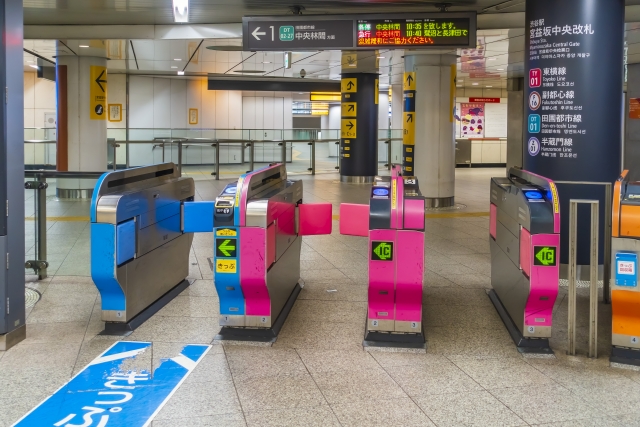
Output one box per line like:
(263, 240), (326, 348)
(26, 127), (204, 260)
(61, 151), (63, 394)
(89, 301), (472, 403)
(12, 341), (210, 427)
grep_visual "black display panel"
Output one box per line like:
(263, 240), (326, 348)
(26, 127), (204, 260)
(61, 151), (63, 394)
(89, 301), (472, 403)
(243, 13), (476, 51)
(356, 18), (471, 47)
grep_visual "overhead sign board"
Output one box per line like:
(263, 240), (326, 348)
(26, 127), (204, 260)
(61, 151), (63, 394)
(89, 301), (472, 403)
(243, 13), (476, 51)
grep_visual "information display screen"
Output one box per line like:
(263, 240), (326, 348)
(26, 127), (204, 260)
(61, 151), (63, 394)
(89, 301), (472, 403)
(356, 18), (471, 47)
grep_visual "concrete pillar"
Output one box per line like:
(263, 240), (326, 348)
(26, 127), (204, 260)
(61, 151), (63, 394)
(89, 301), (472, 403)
(56, 41), (109, 198)
(404, 54), (457, 208)
(0, 0), (26, 350)
(506, 77), (524, 170)
(339, 52), (379, 183)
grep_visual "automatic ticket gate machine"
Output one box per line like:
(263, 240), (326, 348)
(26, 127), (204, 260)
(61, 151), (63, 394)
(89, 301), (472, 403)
(91, 163), (195, 334)
(340, 166), (426, 349)
(184, 163), (333, 342)
(610, 170), (640, 366)
(489, 168), (561, 354)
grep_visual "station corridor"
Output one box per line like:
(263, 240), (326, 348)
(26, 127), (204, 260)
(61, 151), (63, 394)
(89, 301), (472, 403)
(5, 168), (637, 427)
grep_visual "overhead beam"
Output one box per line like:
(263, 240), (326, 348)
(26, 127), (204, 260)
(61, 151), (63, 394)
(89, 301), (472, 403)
(24, 23), (242, 40)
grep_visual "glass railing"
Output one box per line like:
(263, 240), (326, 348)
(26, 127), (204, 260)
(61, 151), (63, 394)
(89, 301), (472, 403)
(25, 128), (404, 179)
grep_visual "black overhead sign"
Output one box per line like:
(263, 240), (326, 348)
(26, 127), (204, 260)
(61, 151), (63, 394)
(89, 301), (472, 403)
(242, 13), (476, 51)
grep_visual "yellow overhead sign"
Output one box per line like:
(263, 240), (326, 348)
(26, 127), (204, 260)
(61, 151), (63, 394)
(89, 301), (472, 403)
(403, 72), (416, 91)
(342, 102), (357, 117)
(90, 65), (107, 120)
(341, 119), (357, 138)
(341, 78), (357, 93)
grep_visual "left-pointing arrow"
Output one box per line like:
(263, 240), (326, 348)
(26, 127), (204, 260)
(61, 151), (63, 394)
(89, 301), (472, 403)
(252, 27), (266, 40)
(95, 70), (107, 92)
(218, 239), (236, 257)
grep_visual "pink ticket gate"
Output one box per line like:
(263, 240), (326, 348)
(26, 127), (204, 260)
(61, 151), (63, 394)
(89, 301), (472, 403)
(489, 168), (560, 354)
(340, 166), (426, 349)
(183, 163), (333, 343)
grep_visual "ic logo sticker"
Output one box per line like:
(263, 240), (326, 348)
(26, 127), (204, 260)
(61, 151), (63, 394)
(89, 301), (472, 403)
(528, 137), (540, 156)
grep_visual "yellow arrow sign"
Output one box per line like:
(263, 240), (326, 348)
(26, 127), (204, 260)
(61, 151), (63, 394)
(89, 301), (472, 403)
(403, 112), (416, 145)
(90, 66), (107, 120)
(403, 72), (416, 91)
(341, 78), (357, 93)
(342, 102), (357, 117)
(341, 119), (357, 138)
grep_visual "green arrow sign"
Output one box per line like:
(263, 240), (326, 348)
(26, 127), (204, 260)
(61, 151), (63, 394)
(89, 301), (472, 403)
(216, 238), (237, 258)
(372, 241), (393, 261)
(534, 246), (556, 267)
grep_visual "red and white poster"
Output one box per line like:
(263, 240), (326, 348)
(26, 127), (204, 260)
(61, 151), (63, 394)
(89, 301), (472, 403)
(460, 103), (485, 138)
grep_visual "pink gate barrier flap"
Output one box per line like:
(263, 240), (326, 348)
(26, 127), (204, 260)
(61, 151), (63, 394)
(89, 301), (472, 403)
(240, 227), (270, 316)
(524, 233), (560, 327)
(368, 229), (396, 321)
(339, 203), (369, 237)
(299, 203), (333, 235)
(395, 230), (424, 322)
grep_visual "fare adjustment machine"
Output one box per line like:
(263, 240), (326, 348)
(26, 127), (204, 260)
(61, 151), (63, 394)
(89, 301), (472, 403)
(610, 170), (640, 366)
(185, 163), (333, 342)
(489, 168), (560, 354)
(340, 166), (426, 349)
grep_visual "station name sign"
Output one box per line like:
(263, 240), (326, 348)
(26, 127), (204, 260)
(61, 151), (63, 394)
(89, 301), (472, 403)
(243, 13), (476, 51)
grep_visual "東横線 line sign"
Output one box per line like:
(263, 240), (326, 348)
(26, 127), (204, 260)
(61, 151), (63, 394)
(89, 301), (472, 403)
(242, 13), (476, 51)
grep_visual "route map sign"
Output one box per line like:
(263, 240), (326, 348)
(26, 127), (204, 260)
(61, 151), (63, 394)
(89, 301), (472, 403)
(243, 13), (476, 51)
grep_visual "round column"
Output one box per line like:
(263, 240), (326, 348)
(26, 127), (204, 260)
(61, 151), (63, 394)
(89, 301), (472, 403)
(524, 0), (624, 268)
(339, 52), (379, 183)
(56, 42), (108, 198)
(404, 54), (457, 208)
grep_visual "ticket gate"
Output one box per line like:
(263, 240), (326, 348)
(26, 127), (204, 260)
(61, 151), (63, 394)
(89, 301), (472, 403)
(340, 165), (426, 349)
(184, 163), (333, 342)
(91, 163), (195, 334)
(610, 170), (640, 366)
(489, 168), (560, 354)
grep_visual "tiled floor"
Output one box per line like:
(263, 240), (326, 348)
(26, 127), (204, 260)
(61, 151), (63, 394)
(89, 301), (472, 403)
(7, 167), (640, 427)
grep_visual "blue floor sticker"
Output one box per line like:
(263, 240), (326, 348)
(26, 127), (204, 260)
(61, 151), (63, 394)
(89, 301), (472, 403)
(13, 341), (211, 427)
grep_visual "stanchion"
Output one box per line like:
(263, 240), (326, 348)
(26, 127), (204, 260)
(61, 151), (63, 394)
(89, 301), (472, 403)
(568, 199), (600, 358)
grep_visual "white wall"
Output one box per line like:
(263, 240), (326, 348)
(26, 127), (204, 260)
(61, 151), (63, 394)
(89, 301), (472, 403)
(378, 92), (389, 130)
(24, 72), (56, 131)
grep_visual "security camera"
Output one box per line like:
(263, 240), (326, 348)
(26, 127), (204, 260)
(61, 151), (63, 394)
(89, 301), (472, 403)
(300, 69), (306, 78)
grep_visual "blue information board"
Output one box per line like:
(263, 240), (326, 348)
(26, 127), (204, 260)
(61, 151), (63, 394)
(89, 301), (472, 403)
(13, 341), (210, 427)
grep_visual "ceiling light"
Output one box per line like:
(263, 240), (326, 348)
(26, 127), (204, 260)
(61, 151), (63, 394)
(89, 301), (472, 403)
(174, 58), (181, 61)
(177, 71), (185, 75)
(488, 58), (497, 60)
(298, 92), (304, 94)
(472, 83), (479, 86)
(486, 86), (493, 88)
(171, 66), (178, 68)
(497, 68), (504, 71)
(79, 45), (89, 48)
(29, 65), (39, 69)
(173, 0), (189, 23)
(263, 61), (271, 64)
(377, 56), (385, 59)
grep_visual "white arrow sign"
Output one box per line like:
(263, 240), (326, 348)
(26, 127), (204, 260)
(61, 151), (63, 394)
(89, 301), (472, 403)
(252, 27), (266, 40)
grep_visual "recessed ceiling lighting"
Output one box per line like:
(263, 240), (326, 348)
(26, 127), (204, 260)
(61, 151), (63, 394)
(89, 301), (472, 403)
(263, 61), (271, 64)
(173, 0), (189, 23)
(298, 92), (304, 94)
(171, 66), (178, 68)
(29, 65), (38, 69)
(486, 86), (493, 88)
(377, 56), (385, 59)
(79, 45), (89, 48)
(177, 71), (185, 75)
(472, 83), (479, 86)
(488, 58), (497, 60)
(497, 68), (504, 71)
(349, 64), (356, 67)
(174, 58), (182, 61)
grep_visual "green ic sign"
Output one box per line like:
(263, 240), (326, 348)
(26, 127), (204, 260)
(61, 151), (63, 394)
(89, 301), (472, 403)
(534, 246), (556, 267)
(279, 26), (294, 41)
(371, 241), (393, 261)
(216, 238), (237, 258)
